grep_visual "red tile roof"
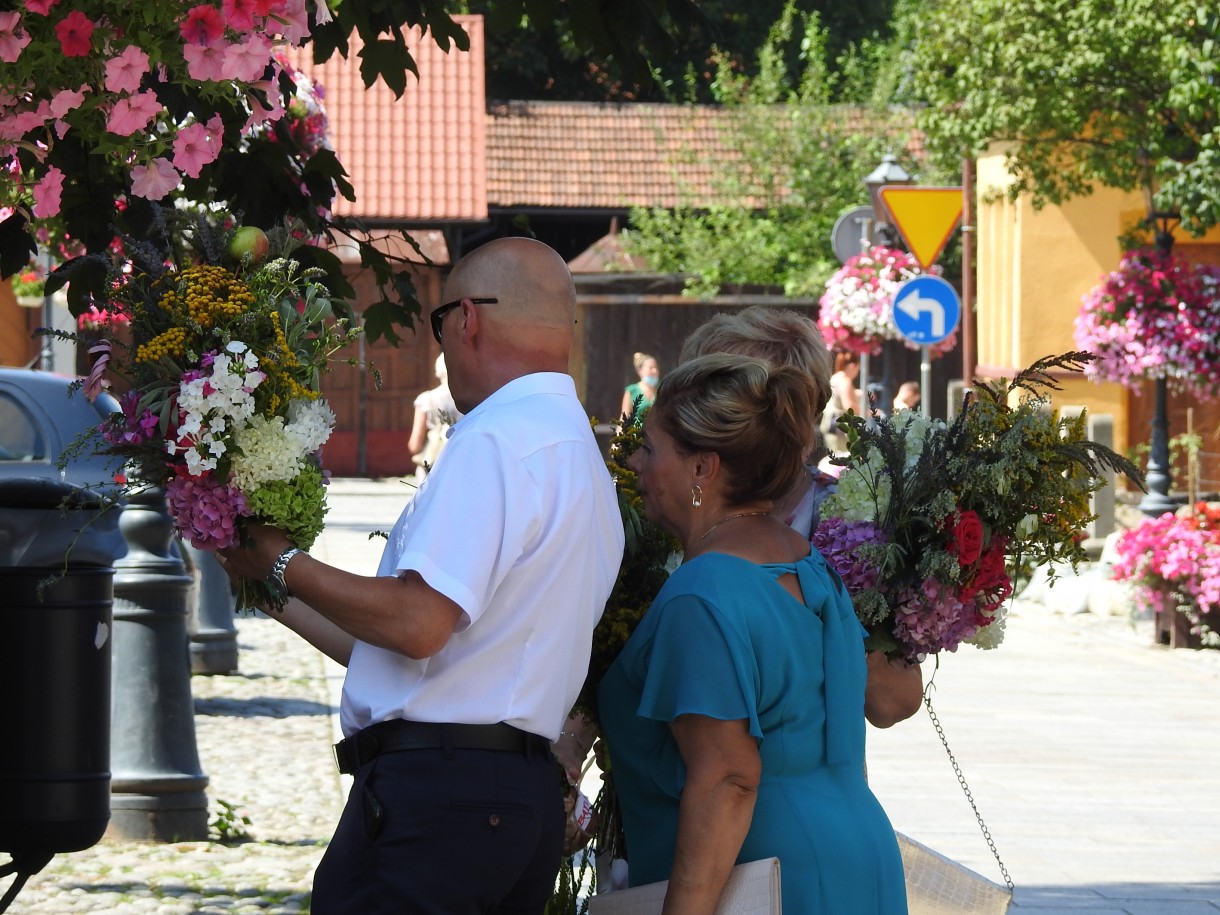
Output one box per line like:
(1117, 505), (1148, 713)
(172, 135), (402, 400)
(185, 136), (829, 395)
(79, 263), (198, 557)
(283, 15), (487, 224)
(486, 101), (741, 210)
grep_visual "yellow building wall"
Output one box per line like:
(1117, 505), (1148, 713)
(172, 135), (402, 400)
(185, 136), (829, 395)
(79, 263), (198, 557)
(973, 148), (1220, 458)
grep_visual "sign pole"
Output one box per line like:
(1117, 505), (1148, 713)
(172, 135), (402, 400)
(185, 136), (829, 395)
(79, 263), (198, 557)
(920, 345), (932, 416)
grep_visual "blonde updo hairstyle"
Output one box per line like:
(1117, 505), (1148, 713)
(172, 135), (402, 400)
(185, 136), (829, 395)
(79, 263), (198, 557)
(650, 353), (819, 505)
(679, 306), (832, 419)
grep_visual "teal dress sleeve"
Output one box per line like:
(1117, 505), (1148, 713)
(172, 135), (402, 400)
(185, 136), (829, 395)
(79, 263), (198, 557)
(636, 592), (765, 741)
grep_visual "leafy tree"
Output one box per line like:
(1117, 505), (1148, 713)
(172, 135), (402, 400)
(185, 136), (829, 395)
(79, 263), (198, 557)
(624, 3), (932, 297)
(905, 0), (1220, 235)
(467, 0), (902, 102)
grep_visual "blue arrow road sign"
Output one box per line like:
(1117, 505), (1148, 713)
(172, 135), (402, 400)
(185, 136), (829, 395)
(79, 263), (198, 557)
(891, 275), (961, 346)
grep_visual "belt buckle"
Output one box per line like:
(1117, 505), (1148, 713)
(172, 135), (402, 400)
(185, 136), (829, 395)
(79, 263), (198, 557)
(333, 737), (359, 775)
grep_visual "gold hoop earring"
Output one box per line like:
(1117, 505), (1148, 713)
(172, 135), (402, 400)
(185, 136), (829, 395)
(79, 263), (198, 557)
(691, 485), (703, 508)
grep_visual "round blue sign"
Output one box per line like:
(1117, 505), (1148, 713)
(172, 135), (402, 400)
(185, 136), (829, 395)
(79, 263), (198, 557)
(891, 276), (961, 346)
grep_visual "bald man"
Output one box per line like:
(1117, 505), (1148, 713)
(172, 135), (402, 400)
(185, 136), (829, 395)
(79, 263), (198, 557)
(221, 237), (625, 913)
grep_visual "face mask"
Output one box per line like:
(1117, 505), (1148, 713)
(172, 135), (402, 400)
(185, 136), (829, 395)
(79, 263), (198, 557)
(642, 375), (659, 386)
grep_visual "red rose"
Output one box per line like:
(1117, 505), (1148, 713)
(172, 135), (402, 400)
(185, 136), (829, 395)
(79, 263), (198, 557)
(950, 510), (985, 566)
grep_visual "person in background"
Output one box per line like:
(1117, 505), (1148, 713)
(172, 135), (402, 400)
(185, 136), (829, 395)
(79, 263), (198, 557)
(600, 354), (907, 914)
(408, 353), (462, 483)
(620, 351), (660, 423)
(219, 237), (625, 914)
(893, 381), (921, 413)
(821, 351), (861, 454)
(679, 306), (922, 729)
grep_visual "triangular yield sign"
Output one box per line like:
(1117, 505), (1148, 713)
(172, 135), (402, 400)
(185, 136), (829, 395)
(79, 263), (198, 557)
(878, 186), (963, 270)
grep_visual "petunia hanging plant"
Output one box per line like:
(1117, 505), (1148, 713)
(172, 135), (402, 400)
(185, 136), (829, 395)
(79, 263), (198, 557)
(818, 245), (957, 357)
(1073, 248), (1220, 399)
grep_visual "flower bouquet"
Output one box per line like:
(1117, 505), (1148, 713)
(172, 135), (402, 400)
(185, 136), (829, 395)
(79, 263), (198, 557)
(1074, 248), (1220, 399)
(59, 207), (359, 611)
(818, 246), (956, 357)
(1111, 501), (1220, 647)
(813, 352), (1143, 661)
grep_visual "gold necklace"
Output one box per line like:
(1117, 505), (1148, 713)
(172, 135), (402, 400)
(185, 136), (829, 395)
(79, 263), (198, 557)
(696, 510), (771, 545)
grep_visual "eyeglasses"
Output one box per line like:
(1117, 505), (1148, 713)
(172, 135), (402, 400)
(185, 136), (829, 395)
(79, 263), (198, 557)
(431, 297), (498, 344)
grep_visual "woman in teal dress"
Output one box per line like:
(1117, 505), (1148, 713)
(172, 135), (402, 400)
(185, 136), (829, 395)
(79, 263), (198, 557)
(600, 353), (907, 914)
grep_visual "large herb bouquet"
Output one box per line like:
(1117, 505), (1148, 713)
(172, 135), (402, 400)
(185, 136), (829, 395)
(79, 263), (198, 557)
(1074, 248), (1220, 398)
(60, 207), (359, 610)
(814, 353), (1142, 661)
(1111, 501), (1220, 647)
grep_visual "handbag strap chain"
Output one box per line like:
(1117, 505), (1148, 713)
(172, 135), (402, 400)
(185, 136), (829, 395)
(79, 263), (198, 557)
(924, 693), (1015, 892)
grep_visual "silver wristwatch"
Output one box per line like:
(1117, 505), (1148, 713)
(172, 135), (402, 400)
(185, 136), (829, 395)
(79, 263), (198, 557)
(266, 547), (304, 599)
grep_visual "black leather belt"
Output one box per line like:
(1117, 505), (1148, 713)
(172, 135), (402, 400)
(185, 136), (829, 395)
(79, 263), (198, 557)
(333, 719), (551, 775)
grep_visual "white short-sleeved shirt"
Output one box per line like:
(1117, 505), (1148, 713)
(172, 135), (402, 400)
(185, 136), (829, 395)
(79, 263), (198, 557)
(339, 372), (625, 740)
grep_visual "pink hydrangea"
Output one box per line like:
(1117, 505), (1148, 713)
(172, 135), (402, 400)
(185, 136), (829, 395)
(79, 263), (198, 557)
(165, 472), (249, 550)
(892, 578), (982, 657)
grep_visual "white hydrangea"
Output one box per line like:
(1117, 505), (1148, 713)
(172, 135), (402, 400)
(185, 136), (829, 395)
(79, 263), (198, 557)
(286, 398), (335, 454)
(968, 603), (1008, 650)
(230, 415), (306, 489)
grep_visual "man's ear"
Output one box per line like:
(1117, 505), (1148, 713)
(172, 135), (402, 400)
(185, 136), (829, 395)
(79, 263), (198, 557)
(457, 297), (480, 344)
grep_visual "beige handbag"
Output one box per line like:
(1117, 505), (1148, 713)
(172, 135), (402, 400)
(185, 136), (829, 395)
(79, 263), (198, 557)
(898, 833), (1012, 914)
(897, 696), (1014, 914)
(588, 856), (781, 915)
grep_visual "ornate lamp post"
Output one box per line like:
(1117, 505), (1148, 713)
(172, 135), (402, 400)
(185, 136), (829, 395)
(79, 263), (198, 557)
(1137, 208), (1183, 518)
(862, 153), (915, 407)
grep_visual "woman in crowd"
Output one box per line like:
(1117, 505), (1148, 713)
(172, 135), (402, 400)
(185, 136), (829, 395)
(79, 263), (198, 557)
(680, 306), (922, 728)
(620, 351), (660, 423)
(821, 351), (861, 454)
(407, 354), (461, 483)
(599, 354), (907, 914)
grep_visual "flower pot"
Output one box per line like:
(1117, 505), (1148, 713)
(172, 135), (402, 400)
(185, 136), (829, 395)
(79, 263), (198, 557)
(16, 295), (42, 309)
(1154, 606), (1204, 649)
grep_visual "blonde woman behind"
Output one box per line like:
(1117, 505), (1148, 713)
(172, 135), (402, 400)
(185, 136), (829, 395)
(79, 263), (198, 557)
(408, 354), (462, 483)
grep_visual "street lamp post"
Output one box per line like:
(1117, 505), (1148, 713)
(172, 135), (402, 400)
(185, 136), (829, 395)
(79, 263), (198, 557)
(862, 153), (915, 409)
(1137, 211), (1183, 518)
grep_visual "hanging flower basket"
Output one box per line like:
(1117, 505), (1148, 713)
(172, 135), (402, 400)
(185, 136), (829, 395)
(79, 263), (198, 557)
(1074, 248), (1220, 399)
(817, 246), (957, 357)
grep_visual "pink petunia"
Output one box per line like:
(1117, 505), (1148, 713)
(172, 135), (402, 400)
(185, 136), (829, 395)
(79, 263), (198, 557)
(129, 157), (179, 200)
(172, 117), (222, 178)
(180, 4), (225, 45)
(23, 0), (60, 14)
(183, 42), (227, 81)
(222, 0), (259, 31)
(106, 90), (161, 135)
(54, 9), (94, 57)
(0, 108), (45, 141)
(225, 34), (272, 81)
(104, 45), (150, 94)
(82, 340), (111, 402)
(274, 0), (309, 43)
(49, 85), (88, 119)
(32, 165), (64, 217)
(0, 11), (32, 63)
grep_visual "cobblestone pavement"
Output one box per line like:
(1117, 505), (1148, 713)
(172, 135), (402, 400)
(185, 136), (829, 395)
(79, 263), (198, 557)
(13, 617), (343, 915)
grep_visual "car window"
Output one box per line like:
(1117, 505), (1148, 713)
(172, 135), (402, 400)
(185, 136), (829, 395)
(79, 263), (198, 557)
(0, 393), (47, 461)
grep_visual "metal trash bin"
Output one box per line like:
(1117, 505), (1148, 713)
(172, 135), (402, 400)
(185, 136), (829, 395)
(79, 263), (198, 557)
(0, 478), (124, 858)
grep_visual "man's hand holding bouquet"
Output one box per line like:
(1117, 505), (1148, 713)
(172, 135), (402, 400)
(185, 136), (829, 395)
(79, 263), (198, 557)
(58, 207), (360, 611)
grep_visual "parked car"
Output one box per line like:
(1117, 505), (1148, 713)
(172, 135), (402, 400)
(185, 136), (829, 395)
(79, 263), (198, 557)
(0, 367), (122, 488)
